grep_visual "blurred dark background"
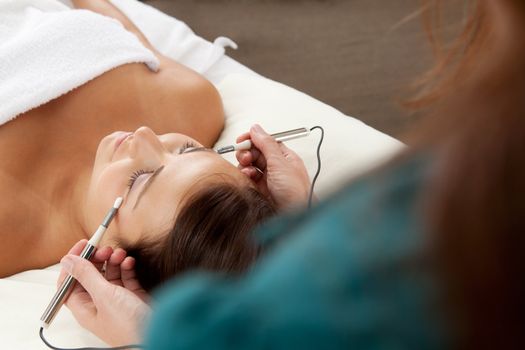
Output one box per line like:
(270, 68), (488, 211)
(143, 0), (437, 139)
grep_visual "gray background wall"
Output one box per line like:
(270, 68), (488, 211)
(144, 0), (437, 140)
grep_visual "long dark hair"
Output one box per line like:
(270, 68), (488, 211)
(407, 1), (525, 348)
(122, 183), (276, 292)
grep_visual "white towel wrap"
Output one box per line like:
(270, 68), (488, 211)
(108, 0), (239, 76)
(0, 0), (160, 125)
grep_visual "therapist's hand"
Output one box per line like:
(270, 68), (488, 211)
(57, 240), (151, 347)
(236, 124), (311, 210)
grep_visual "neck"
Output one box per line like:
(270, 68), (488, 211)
(26, 139), (94, 254)
(0, 107), (105, 259)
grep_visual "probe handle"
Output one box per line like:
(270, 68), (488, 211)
(40, 243), (96, 328)
(217, 127), (310, 154)
(272, 127), (310, 143)
(236, 127), (310, 150)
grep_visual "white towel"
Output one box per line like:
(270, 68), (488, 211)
(108, 0), (241, 79)
(0, 0), (160, 125)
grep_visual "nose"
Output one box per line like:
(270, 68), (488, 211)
(130, 126), (166, 164)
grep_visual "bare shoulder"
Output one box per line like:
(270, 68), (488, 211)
(91, 61), (225, 147)
(43, 61), (224, 148)
(150, 61), (225, 147)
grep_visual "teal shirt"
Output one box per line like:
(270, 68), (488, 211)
(146, 156), (450, 349)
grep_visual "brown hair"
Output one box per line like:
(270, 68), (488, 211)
(404, 0), (490, 110)
(407, 1), (525, 348)
(122, 183), (276, 292)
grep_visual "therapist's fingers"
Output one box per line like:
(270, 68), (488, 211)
(61, 254), (112, 304)
(243, 136), (300, 169)
(57, 241), (112, 287)
(251, 148), (267, 171)
(249, 124), (283, 160)
(70, 239), (88, 254)
(237, 124), (287, 159)
(92, 246), (114, 272)
(120, 257), (139, 290)
(239, 167), (271, 202)
(57, 240), (88, 287)
(235, 131), (251, 143)
(236, 150), (252, 166)
(103, 248), (127, 283)
(120, 257), (149, 303)
(93, 246), (114, 262)
(236, 148), (266, 171)
(235, 128), (268, 166)
(278, 142), (305, 166)
(239, 166), (265, 182)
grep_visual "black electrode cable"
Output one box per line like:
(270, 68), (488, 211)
(308, 126), (324, 208)
(39, 327), (143, 350)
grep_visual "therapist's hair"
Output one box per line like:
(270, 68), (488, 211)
(405, 0), (525, 349)
(121, 182), (276, 292)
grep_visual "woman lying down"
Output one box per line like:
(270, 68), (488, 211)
(0, 0), (309, 290)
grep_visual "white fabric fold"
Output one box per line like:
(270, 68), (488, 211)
(108, 0), (239, 76)
(0, 0), (159, 125)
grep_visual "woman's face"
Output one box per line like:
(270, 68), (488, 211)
(85, 126), (249, 246)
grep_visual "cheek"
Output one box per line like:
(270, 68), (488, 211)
(113, 211), (149, 246)
(112, 214), (142, 246)
(86, 163), (129, 228)
(115, 203), (174, 247)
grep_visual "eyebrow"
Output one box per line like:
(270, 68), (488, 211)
(132, 148), (211, 210)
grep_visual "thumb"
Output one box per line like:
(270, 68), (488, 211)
(61, 255), (109, 301)
(250, 124), (282, 159)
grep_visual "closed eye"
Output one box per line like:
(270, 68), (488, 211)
(132, 165), (165, 209)
(178, 141), (197, 154)
(127, 169), (154, 190)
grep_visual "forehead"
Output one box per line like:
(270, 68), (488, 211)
(135, 151), (247, 228)
(163, 150), (245, 193)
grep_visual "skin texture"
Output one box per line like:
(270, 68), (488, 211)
(86, 126), (251, 248)
(0, 0), (225, 276)
(60, 124), (315, 347)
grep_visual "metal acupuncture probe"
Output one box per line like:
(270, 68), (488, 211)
(39, 197), (143, 350)
(215, 126), (324, 208)
(215, 127), (311, 154)
(40, 197), (123, 329)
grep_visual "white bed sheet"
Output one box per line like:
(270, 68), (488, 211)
(109, 0), (259, 85)
(1, 1), (403, 348)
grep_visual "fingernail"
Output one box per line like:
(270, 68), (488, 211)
(61, 256), (73, 274)
(252, 124), (263, 134)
